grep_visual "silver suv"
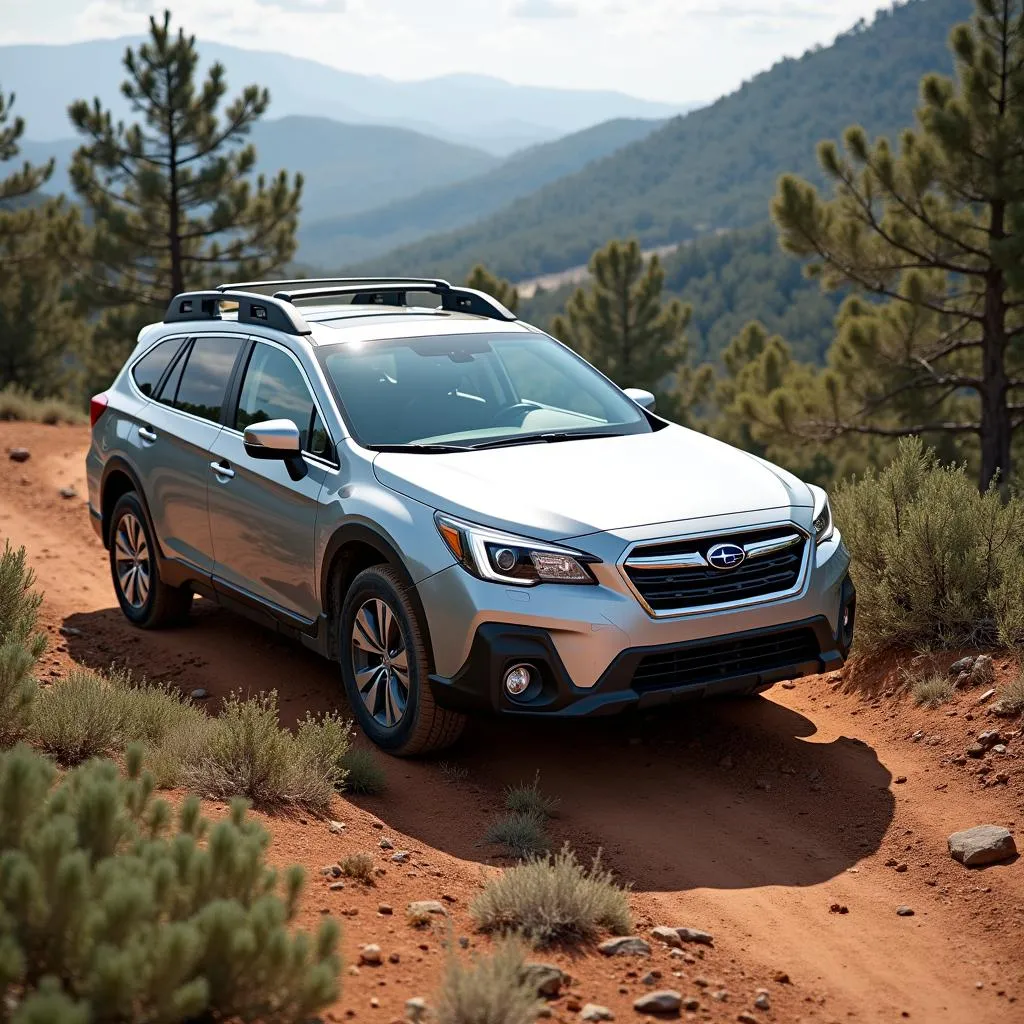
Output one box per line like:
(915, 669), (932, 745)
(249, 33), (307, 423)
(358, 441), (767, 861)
(87, 278), (855, 755)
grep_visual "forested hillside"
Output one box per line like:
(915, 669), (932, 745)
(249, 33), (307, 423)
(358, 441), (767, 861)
(299, 118), (664, 267)
(358, 0), (973, 282)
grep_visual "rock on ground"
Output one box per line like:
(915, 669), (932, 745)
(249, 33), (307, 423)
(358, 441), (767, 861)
(650, 925), (683, 949)
(521, 963), (566, 998)
(358, 944), (382, 966)
(969, 655), (995, 687)
(407, 899), (446, 917)
(948, 655), (975, 678)
(580, 1005), (615, 1022)
(948, 825), (1017, 867)
(7, 448), (29, 462)
(405, 997), (428, 1023)
(633, 990), (682, 1014)
(598, 936), (651, 956)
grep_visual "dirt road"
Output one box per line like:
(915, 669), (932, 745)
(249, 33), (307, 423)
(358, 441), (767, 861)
(2, 421), (1021, 1023)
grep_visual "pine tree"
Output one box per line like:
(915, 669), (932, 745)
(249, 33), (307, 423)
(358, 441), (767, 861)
(68, 10), (303, 382)
(771, 0), (1024, 491)
(466, 264), (519, 314)
(0, 92), (87, 396)
(551, 239), (705, 420)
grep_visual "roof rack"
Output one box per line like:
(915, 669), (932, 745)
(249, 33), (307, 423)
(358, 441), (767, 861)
(216, 277), (452, 294)
(163, 290), (312, 336)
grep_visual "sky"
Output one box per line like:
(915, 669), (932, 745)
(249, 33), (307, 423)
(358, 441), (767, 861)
(3, 0), (894, 103)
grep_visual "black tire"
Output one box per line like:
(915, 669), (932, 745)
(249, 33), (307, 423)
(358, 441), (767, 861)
(108, 492), (192, 629)
(339, 564), (465, 756)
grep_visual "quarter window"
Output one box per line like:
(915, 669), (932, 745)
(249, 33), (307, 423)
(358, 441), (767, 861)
(131, 338), (184, 397)
(236, 343), (331, 458)
(169, 336), (245, 423)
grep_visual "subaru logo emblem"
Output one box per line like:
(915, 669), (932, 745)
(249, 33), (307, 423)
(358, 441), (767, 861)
(707, 542), (746, 571)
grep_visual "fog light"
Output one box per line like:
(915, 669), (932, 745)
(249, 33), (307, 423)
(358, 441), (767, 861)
(504, 664), (532, 697)
(494, 547), (518, 572)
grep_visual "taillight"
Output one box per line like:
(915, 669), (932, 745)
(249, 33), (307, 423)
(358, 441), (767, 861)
(90, 394), (109, 428)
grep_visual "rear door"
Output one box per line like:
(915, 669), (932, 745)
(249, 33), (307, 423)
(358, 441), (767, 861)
(134, 333), (247, 574)
(207, 339), (334, 624)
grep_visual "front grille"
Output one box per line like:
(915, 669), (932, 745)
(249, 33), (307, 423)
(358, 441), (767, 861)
(624, 526), (807, 613)
(632, 627), (820, 692)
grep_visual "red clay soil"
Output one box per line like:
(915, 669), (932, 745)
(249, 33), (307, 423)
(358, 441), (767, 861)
(1, 421), (1022, 1024)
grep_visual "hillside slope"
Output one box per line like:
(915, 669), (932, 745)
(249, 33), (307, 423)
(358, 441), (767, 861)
(356, 0), (973, 281)
(300, 117), (664, 267)
(18, 116), (498, 224)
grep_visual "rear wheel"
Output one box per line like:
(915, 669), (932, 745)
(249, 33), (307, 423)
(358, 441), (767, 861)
(109, 492), (192, 628)
(339, 565), (465, 756)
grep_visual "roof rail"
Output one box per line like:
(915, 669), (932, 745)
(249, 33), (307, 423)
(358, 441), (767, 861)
(272, 281), (518, 323)
(164, 291), (312, 336)
(216, 277), (452, 293)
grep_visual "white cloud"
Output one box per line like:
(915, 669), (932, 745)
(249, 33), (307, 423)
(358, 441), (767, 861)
(253, 0), (347, 11)
(511, 0), (578, 17)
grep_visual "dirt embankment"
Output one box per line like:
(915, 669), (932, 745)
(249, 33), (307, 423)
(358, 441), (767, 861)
(1, 421), (1021, 1024)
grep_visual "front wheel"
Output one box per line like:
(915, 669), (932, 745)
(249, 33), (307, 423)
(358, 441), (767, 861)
(339, 565), (465, 756)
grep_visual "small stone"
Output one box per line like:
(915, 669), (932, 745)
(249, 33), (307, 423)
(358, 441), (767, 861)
(369, 997), (379, 1009)
(521, 963), (566, 998)
(7, 448), (29, 463)
(598, 936), (651, 956)
(358, 944), (382, 966)
(330, 864), (343, 878)
(388, 952), (400, 964)
(773, 971), (791, 984)
(948, 825), (1017, 867)
(738, 1014), (759, 1024)
(682, 997), (700, 1012)
(633, 990), (682, 1014)
(379, 837), (394, 850)
(458, 936), (469, 949)
(894, 776), (907, 784)
(405, 997), (427, 1023)
(896, 906), (915, 917)
(969, 655), (995, 687)
(829, 903), (849, 914)
(651, 925), (683, 949)
(781, 680), (796, 689)
(895, 863), (908, 873)
(978, 688), (997, 705)
(329, 820), (345, 834)
(952, 755), (968, 766)
(641, 971), (661, 986)
(967, 743), (987, 759)
(190, 688), (209, 700)
(329, 882), (345, 891)
(391, 851), (411, 863)
(712, 990), (729, 1002)
(580, 1005), (615, 1022)
(754, 992), (771, 1010)
(407, 900), (446, 917)
(992, 743), (1008, 754)
(59, 625), (82, 638)
(676, 927), (714, 946)
(948, 655), (976, 678)
(58, 486), (77, 499)
(377, 903), (393, 915)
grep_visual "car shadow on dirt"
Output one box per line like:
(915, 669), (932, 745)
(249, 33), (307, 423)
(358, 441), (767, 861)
(62, 602), (894, 895)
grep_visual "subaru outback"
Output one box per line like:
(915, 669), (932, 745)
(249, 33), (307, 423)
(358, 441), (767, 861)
(86, 278), (856, 755)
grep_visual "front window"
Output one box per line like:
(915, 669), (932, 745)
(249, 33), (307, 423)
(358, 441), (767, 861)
(319, 333), (652, 450)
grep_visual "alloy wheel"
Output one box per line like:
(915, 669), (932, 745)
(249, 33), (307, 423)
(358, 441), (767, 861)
(350, 597), (410, 728)
(114, 512), (151, 609)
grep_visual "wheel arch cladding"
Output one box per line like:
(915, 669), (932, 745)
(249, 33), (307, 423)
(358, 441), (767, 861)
(100, 459), (145, 549)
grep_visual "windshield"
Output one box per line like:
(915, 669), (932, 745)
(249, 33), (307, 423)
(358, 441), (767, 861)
(319, 332), (652, 449)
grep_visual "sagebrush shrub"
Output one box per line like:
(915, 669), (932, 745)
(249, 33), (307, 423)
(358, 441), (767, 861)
(471, 844), (631, 946)
(835, 439), (1024, 648)
(0, 745), (340, 1022)
(0, 543), (45, 748)
(485, 811), (549, 859)
(911, 671), (954, 708)
(31, 665), (123, 764)
(0, 384), (85, 424)
(435, 941), (539, 1024)
(340, 851), (375, 883)
(504, 772), (559, 818)
(339, 746), (387, 795)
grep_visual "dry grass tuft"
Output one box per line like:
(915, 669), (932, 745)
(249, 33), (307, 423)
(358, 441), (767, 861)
(504, 771), (559, 819)
(994, 671), (1024, 716)
(0, 385), (86, 425)
(485, 811), (549, 860)
(339, 851), (376, 883)
(435, 940), (540, 1024)
(911, 672), (955, 708)
(340, 746), (387, 795)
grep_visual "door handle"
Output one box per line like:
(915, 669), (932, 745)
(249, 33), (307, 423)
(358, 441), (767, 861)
(210, 460), (235, 480)
(139, 426), (157, 443)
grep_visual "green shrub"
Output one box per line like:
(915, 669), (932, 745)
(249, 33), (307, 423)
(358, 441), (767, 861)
(0, 543), (45, 748)
(471, 844), (632, 947)
(0, 384), (85, 425)
(180, 691), (350, 813)
(485, 812), (549, 859)
(0, 744), (340, 1022)
(339, 851), (375, 883)
(834, 439), (1024, 648)
(504, 772), (559, 818)
(911, 671), (954, 708)
(31, 666), (123, 765)
(339, 746), (386, 795)
(436, 940), (539, 1024)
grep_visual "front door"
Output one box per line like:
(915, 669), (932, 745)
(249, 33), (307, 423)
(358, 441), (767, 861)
(208, 339), (335, 624)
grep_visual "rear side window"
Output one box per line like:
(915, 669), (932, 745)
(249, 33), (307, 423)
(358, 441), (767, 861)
(169, 336), (244, 423)
(236, 343), (332, 458)
(131, 338), (183, 397)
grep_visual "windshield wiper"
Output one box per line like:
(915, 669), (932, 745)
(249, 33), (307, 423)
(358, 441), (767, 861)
(468, 431), (627, 451)
(368, 443), (471, 454)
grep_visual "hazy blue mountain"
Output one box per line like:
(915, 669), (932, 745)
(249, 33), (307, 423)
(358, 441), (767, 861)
(299, 117), (665, 268)
(0, 37), (689, 155)
(350, 0), (974, 282)
(18, 116), (499, 222)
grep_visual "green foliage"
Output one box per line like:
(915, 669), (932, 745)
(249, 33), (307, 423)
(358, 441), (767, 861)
(770, 0), (1024, 489)
(0, 745), (340, 1023)
(465, 265), (519, 314)
(910, 671), (955, 707)
(31, 667), (123, 766)
(0, 386), (86, 425)
(471, 844), (631, 947)
(180, 691), (349, 813)
(68, 10), (303, 385)
(339, 747), (387, 796)
(435, 940), (540, 1024)
(504, 772), (559, 819)
(484, 812), (549, 860)
(834, 439), (1024, 648)
(0, 544), (45, 749)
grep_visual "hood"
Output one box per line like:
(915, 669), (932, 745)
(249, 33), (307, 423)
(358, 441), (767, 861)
(372, 424), (812, 541)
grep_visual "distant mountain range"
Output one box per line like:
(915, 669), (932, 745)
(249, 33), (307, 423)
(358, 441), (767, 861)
(297, 117), (665, 268)
(348, 0), (973, 282)
(0, 37), (691, 156)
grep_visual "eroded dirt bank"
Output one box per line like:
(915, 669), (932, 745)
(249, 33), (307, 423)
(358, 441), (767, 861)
(1, 421), (1021, 1023)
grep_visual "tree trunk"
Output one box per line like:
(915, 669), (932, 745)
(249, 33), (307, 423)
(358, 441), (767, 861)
(165, 68), (183, 302)
(979, 267), (1011, 492)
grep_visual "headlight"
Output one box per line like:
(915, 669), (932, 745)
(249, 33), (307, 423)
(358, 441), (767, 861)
(809, 485), (835, 545)
(435, 513), (597, 586)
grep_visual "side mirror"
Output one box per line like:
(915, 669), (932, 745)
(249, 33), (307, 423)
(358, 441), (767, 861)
(243, 419), (307, 480)
(623, 387), (656, 411)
